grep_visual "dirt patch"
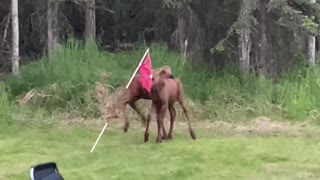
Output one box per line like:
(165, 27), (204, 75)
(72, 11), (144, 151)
(200, 116), (320, 138)
(57, 113), (320, 138)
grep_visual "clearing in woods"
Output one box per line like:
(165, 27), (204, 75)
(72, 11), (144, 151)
(1, 117), (320, 180)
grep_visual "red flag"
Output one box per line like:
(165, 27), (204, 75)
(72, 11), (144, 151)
(138, 52), (153, 93)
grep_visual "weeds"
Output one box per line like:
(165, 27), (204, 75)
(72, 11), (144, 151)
(0, 82), (11, 127)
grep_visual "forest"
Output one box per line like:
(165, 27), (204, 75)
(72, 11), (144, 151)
(1, 0), (319, 76)
(1, 0), (320, 179)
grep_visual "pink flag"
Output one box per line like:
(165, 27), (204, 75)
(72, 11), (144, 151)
(138, 52), (153, 93)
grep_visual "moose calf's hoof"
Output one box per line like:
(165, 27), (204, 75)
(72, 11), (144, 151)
(156, 138), (162, 144)
(161, 136), (168, 140)
(123, 123), (129, 133)
(144, 133), (149, 142)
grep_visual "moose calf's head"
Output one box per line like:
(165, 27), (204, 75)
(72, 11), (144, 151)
(152, 65), (174, 81)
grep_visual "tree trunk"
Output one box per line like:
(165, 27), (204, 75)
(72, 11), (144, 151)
(308, 0), (316, 64)
(177, 10), (187, 53)
(85, 0), (96, 40)
(47, 0), (59, 58)
(238, 0), (252, 74)
(308, 36), (316, 64)
(170, 4), (203, 57)
(11, 0), (19, 75)
(239, 30), (251, 74)
(257, 0), (269, 77)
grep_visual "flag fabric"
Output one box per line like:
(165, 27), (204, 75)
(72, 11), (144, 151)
(138, 52), (153, 93)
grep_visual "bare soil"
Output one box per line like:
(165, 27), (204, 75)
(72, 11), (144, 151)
(57, 113), (320, 139)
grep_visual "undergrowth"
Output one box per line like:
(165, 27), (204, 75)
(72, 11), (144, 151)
(3, 40), (320, 122)
(0, 83), (10, 114)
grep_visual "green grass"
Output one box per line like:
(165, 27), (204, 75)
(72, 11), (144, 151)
(1, 126), (320, 180)
(0, 82), (12, 127)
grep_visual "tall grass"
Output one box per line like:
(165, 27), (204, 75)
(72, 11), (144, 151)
(4, 40), (320, 122)
(4, 40), (188, 116)
(0, 82), (11, 127)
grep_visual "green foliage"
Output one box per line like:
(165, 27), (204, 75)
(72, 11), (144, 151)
(202, 63), (320, 122)
(302, 16), (318, 35)
(210, 44), (225, 54)
(0, 82), (11, 126)
(271, 0), (320, 36)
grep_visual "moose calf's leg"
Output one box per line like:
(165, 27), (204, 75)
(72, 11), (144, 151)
(156, 104), (168, 143)
(168, 104), (176, 140)
(145, 103), (156, 142)
(144, 114), (151, 142)
(122, 103), (130, 133)
(161, 120), (169, 140)
(129, 102), (147, 126)
(156, 116), (162, 143)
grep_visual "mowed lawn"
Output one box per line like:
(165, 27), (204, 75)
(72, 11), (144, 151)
(1, 126), (320, 180)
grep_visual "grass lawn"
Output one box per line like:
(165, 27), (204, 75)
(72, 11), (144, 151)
(1, 125), (320, 180)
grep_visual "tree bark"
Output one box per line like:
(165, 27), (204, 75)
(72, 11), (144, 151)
(85, 0), (96, 40)
(47, 0), (59, 58)
(238, 0), (252, 74)
(11, 0), (19, 75)
(258, 0), (269, 77)
(239, 30), (251, 74)
(308, 0), (316, 64)
(308, 36), (316, 64)
(177, 9), (187, 53)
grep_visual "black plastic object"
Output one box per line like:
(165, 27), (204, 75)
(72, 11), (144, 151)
(30, 162), (64, 180)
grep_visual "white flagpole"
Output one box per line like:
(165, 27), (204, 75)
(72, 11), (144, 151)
(90, 48), (150, 153)
(125, 48), (149, 89)
(90, 121), (109, 153)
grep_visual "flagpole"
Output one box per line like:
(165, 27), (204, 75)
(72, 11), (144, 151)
(90, 121), (109, 153)
(125, 48), (149, 89)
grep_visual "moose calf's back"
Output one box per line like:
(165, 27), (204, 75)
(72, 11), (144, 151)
(151, 78), (182, 104)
